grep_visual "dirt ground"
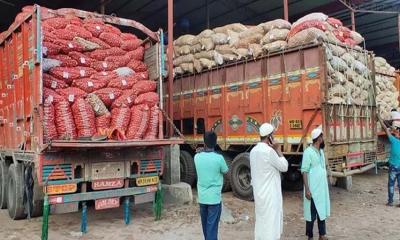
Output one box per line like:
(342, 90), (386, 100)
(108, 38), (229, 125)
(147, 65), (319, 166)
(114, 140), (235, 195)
(1, 169), (399, 240)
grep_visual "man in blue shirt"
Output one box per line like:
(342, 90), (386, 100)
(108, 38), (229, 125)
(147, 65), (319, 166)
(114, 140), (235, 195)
(378, 115), (400, 206)
(194, 131), (228, 240)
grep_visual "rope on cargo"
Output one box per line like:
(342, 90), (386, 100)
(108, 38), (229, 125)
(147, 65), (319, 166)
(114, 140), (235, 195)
(160, 108), (184, 139)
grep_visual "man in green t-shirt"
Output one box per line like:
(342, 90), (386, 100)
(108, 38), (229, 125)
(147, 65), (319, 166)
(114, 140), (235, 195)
(194, 131), (228, 240)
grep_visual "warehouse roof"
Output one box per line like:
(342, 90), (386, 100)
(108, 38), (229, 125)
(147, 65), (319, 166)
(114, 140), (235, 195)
(0, 0), (399, 67)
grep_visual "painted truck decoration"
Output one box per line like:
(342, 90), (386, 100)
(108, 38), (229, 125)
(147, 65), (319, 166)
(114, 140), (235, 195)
(0, 5), (182, 229)
(170, 42), (377, 200)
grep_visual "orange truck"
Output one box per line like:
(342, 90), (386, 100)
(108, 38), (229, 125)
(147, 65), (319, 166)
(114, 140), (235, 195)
(169, 42), (377, 200)
(0, 5), (181, 226)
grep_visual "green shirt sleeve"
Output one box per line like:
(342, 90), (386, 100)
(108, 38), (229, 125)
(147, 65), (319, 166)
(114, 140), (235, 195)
(220, 155), (228, 174)
(301, 149), (311, 173)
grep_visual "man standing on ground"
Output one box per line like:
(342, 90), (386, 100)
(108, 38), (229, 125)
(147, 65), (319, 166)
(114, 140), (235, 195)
(378, 114), (400, 207)
(301, 127), (330, 240)
(194, 131), (228, 240)
(250, 123), (288, 240)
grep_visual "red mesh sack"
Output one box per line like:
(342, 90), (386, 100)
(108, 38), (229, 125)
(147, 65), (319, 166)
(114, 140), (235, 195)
(126, 104), (150, 139)
(134, 92), (159, 107)
(48, 54), (78, 67)
(54, 100), (77, 139)
(49, 67), (79, 83)
(105, 54), (130, 68)
(99, 32), (122, 47)
(110, 107), (131, 133)
(288, 20), (327, 37)
(72, 78), (108, 93)
(344, 38), (356, 46)
(71, 98), (96, 138)
(96, 113), (111, 132)
(43, 41), (61, 55)
(339, 26), (352, 38)
(56, 87), (87, 103)
(87, 37), (111, 49)
(144, 105), (160, 140)
(111, 90), (136, 109)
(104, 24), (122, 35)
(43, 87), (65, 103)
(90, 71), (117, 81)
(90, 47), (126, 61)
(121, 39), (142, 51)
(136, 71), (149, 80)
(93, 88), (123, 107)
(83, 23), (105, 37)
(54, 29), (76, 41)
(54, 39), (84, 54)
(43, 31), (57, 43)
(68, 51), (95, 67)
(127, 60), (147, 72)
(65, 24), (92, 39)
(125, 46), (145, 61)
(90, 61), (118, 71)
(327, 17), (343, 28)
(50, 67), (96, 83)
(132, 80), (157, 95)
(121, 33), (138, 41)
(43, 100), (58, 141)
(108, 76), (139, 90)
(43, 73), (69, 90)
(43, 17), (70, 29)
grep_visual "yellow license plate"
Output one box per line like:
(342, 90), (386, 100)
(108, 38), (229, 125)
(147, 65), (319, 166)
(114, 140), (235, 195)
(46, 183), (77, 195)
(136, 176), (159, 186)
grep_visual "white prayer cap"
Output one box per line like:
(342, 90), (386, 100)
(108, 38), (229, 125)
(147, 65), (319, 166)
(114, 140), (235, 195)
(311, 127), (323, 140)
(393, 120), (400, 128)
(259, 123), (274, 137)
(391, 111), (400, 120)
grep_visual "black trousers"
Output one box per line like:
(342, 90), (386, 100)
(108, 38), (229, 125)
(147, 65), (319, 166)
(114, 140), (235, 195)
(306, 198), (326, 238)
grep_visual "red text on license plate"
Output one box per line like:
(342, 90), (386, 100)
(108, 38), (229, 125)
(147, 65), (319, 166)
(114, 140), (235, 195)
(92, 178), (124, 190)
(95, 197), (120, 210)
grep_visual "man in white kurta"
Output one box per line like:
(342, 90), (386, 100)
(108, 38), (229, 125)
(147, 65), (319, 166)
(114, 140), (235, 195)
(250, 123), (288, 240)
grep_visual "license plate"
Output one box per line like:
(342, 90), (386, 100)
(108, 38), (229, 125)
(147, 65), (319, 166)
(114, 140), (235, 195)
(95, 197), (120, 210)
(136, 176), (159, 186)
(91, 162), (125, 180)
(92, 179), (124, 190)
(46, 183), (77, 195)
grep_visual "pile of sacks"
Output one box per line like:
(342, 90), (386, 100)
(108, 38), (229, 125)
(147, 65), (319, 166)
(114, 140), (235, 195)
(287, 12), (364, 48)
(325, 43), (372, 106)
(173, 20), (292, 74)
(4, 7), (161, 142)
(173, 12), (367, 75)
(374, 57), (399, 120)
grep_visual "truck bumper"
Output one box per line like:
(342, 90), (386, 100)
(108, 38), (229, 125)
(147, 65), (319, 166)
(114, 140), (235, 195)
(48, 185), (158, 205)
(329, 163), (376, 177)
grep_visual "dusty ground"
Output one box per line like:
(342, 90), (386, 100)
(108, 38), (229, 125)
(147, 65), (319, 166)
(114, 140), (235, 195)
(1, 169), (400, 240)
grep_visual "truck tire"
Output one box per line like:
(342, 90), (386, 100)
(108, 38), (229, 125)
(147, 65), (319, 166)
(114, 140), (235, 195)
(0, 161), (8, 209)
(31, 169), (44, 218)
(230, 153), (253, 201)
(282, 168), (303, 191)
(221, 153), (232, 193)
(7, 163), (27, 220)
(180, 150), (197, 187)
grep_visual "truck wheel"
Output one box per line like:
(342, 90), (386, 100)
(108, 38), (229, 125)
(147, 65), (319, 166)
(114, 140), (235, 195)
(230, 153), (253, 201)
(31, 169), (44, 218)
(221, 153), (232, 192)
(282, 168), (303, 191)
(180, 150), (197, 187)
(7, 163), (27, 220)
(0, 161), (8, 209)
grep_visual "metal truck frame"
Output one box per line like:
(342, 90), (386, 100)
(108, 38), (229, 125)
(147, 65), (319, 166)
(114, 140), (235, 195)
(0, 5), (182, 226)
(169, 42), (377, 200)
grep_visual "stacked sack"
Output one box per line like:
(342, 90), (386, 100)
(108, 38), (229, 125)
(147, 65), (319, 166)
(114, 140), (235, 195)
(287, 12), (364, 48)
(18, 8), (162, 142)
(374, 57), (399, 120)
(173, 20), (292, 75)
(325, 43), (372, 106)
